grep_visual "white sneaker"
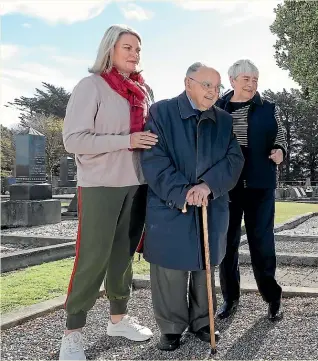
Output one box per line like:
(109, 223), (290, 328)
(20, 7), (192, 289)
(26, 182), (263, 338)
(59, 331), (86, 360)
(107, 315), (153, 341)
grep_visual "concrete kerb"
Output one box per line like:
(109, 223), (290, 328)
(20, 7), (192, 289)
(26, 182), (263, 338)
(1, 234), (75, 247)
(275, 235), (318, 243)
(239, 250), (318, 267)
(2, 275), (318, 331)
(1, 242), (75, 273)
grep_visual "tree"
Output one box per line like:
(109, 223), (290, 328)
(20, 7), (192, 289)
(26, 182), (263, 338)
(262, 88), (302, 181)
(5, 82), (71, 123)
(14, 115), (66, 177)
(0, 125), (15, 176)
(263, 88), (318, 182)
(270, 1), (318, 101)
(296, 99), (318, 181)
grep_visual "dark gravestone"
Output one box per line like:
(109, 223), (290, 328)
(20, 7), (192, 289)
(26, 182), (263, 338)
(61, 192), (77, 217)
(67, 193), (78, 213)
(2, 127), (61, 227)
(305, 178), (313, 197)
(10, 128), (52, 201)
(15, 128), (46, 183)
(58, 156), (77, 187)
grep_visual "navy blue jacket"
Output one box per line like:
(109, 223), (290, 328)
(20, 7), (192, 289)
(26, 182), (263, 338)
(216, 91), (283, 189)
(140, 92), (244, 270)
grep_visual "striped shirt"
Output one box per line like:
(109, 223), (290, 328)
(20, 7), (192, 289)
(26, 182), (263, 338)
(228, 101), (287, 154)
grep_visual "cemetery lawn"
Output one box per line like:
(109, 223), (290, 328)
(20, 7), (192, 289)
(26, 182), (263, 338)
(1, 202), (317, 314)
(1, 256), (149, 314)
(275, 202), (318, 224)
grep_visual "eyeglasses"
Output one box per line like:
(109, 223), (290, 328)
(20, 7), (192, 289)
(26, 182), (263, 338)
(188, 77), (224, 93)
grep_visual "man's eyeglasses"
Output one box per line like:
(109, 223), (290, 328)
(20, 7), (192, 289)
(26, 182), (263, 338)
(188, 77), (224, 93)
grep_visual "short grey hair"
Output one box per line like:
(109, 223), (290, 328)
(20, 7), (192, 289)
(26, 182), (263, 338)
(228, 59), (259, 79)
(186, 62), (206, 77)
(89, 24), (141, 74)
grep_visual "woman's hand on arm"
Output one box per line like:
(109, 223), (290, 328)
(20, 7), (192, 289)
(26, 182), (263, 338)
(130, 131), (158, 149)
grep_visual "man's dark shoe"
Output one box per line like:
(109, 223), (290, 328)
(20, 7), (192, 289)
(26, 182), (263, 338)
(217, 300), (239, 319)
(190, 326), (220, 343)
(268, 299), (283, 321)
(157, 334), (181, 351)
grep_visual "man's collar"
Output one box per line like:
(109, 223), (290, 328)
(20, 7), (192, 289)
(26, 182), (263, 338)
(178, 91), (216, 122)
(222, 90), (263, 106)
(178, 91), (199, 119)
(201, 107), (216, 123)
(186, 93), (198, 110)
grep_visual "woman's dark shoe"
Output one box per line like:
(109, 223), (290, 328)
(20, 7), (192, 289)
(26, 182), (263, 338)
(217, 300), (239, 319)
(268, 299), (283, 321)
(189, 326), (220, 343)
(157, 334), (181, 351)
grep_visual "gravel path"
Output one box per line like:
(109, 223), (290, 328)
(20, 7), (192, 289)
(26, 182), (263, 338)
(241, 240), (318, 253)
(277, 216), (318, 236)
(219, 265), (318, 288)
(1, 220), (78, 238)
(1, 290), (318, 360)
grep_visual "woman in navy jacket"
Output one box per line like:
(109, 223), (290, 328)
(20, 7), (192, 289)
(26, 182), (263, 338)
(216, 59), (287, 321)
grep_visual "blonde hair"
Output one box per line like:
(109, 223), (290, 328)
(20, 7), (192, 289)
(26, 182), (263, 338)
(89, 24), (141, 74)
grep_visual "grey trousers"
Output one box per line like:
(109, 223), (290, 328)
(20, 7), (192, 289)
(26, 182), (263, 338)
(150, 263), (217, 334)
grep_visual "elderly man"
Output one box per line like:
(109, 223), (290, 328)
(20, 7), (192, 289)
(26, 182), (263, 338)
(216, 59), (287, 321)
(140, 62), (244, 351)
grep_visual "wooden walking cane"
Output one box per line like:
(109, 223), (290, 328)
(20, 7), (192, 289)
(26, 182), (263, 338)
(202, 204), (217, 354)
(182, 203), (217, 354)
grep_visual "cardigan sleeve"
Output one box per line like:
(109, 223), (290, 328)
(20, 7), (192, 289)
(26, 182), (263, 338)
(63, 77), (131, 155)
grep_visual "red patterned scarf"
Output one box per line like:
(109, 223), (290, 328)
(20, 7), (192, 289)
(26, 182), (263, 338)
(100, 67), (147, 138)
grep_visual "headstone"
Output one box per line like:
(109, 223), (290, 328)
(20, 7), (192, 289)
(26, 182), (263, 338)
(293, 187), (302, 198)
(275, 188), (286, 199)
(1, 127), (61, 227)
(67, 193), (78, 214)
(58, 156), (77, 187)
(10, 128), (51, 201)
(15, 128), (46, 183)
(305, 178), (313, 197)
(61, 193), (77, 217)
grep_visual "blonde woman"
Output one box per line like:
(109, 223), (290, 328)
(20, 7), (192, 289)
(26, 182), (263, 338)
(59, 25), (157, 360)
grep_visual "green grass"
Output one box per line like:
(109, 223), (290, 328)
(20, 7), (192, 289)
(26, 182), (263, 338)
(275, 202), (317, 224)
(1, 256), (149, 314)
(1, 202), (317, 314)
